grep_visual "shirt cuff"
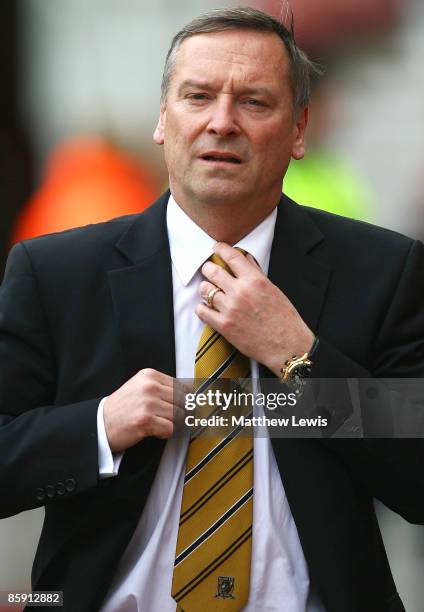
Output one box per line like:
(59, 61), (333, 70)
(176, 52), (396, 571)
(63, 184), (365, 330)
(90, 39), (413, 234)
(97, 397), (124, 478)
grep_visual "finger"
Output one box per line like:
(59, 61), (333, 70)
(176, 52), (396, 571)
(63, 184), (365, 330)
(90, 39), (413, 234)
(137, 369), (187, 406)
(137, 369), (192, 412)
(198, 280), (215, 302)
(246, 253), (262, 270)
(213, 242), (256, 277)
(149, 415), (174, 439)
(155, 379), (190, 410)
(201, 261), (235, 293)
(172, 380), (194, 409)
(198, 281), (226, 310)
(149, 398), (176, 420)
(137, 368), (174, 388)
(155, 388), (194, 425)
(150, 397), (189, 429)
(195, 302), (225, 335)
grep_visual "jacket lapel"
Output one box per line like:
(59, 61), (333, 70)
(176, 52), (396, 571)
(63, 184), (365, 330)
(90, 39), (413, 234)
(108, 192), (176, 380)
(259, 195), (332, 378)
(269, 195), (331, 333)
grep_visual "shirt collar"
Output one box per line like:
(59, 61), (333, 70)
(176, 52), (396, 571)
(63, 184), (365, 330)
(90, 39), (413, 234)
(166, 194), (278, 285)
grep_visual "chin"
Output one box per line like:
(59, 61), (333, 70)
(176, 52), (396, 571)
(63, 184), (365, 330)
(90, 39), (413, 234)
(192, 182), (250, 206)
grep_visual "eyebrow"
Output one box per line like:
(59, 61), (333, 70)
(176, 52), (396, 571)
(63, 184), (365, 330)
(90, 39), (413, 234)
(177, 80), (213, 94)
(177, 79), (275, 99)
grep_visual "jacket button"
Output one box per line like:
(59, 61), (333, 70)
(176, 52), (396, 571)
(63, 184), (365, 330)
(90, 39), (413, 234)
(46, 485), (56, 499)
(56, 482), (66, 496)
(35, 488), (45, 502)
(366, 386), (379, 400)
(65, 478), (77, 492)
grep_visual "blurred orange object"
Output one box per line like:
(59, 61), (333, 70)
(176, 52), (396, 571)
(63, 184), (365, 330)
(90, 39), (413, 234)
(11, 137), (160, 244)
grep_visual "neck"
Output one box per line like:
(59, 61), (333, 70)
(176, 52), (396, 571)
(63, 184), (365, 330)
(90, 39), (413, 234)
(172, 192), (280, 245)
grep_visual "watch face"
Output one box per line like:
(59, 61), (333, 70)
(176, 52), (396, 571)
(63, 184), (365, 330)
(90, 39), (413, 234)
(293, 364), (312, 380)
(287, 362), (312, 396)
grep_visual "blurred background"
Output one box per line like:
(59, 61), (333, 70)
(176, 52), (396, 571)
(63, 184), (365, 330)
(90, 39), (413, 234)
(1, 0), (424, 610)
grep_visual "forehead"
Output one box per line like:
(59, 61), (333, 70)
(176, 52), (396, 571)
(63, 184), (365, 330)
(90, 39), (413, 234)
(172, 30), (291, 89)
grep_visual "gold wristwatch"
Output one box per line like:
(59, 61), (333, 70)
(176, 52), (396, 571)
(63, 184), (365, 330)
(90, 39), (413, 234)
(280, 337), (319, 390)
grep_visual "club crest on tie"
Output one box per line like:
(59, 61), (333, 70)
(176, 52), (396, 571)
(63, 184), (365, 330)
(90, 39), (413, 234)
(215, 576), (235, 599)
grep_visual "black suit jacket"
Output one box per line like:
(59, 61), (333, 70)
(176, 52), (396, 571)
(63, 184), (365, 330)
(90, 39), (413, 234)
(1, 192), (424, 612)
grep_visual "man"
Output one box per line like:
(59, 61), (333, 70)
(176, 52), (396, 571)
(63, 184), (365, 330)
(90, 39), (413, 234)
(1, 7), (423, 612)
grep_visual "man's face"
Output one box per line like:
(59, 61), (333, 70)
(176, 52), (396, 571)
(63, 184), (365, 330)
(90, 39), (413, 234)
(154, 29), (307, 209)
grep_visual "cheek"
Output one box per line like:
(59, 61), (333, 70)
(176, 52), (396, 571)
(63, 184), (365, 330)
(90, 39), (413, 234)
(254, 137), (294, 181)
(256, 134), (290, 161)
(250, 119), (294, 154)
(271, 124), (297, 155)
(165, 108), (198, 140)
(163, 126), (184, 161)
(163, 133), (193, 181)
(164, 123), (193, 159)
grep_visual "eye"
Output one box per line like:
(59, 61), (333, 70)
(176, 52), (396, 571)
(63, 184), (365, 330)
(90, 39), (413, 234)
(186, 93), (210, 102)
(242, 98), (267, 109)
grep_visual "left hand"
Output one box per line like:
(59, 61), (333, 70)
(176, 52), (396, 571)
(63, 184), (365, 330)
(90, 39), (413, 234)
(196, 242), (314, 377)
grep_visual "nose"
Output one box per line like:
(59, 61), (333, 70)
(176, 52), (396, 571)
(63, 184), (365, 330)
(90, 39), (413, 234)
(206, 97), (240, 137)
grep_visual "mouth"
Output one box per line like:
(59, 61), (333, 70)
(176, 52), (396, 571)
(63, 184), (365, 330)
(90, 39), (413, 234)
(199, 152), (242, 164)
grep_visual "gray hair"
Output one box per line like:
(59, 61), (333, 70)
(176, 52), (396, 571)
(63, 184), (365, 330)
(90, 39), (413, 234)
(160, 6), (322, 115)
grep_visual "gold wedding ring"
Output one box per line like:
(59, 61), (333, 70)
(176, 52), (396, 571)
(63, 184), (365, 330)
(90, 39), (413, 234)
(206, 286), (223, 309)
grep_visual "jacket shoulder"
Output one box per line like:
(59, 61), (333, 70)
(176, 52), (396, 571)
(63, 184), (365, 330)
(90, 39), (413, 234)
(300, 203), (416, 256)
(19, 212), (140, 257)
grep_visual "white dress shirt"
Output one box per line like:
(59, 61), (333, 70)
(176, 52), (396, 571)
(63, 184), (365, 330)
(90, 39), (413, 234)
(98, 196), (325, 611)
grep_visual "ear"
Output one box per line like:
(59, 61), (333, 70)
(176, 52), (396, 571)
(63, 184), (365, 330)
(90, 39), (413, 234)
(153, 105), (166, 145)
(291, 107), (308, 161)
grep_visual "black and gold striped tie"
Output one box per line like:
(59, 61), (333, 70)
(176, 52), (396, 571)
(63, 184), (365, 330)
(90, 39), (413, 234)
(172, 253), (253, 611)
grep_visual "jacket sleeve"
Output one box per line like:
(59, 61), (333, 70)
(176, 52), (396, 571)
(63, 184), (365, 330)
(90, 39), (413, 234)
(315, 239), (424, 524)
(0, 243), (100, 518)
